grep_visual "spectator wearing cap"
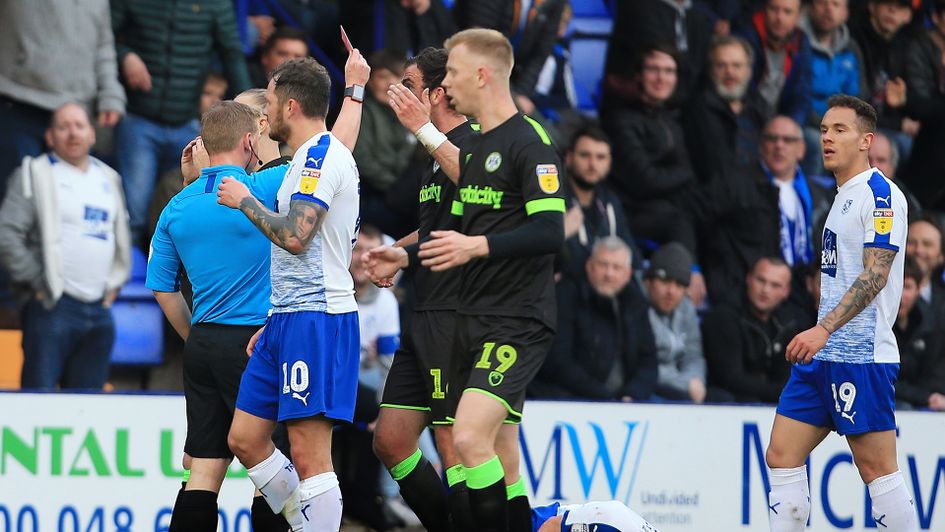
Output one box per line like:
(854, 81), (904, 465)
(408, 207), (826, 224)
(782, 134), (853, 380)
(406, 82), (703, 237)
(530, 236), (658, 402)
(894, 257), (945, 411)
(560, 126), (637, 281)
(850, 0), (916, 157)
(644, 243), (707, 403)
(799, 0), (863, 176)
(702, 257), (802, 403)
(739, 0), (813, 126)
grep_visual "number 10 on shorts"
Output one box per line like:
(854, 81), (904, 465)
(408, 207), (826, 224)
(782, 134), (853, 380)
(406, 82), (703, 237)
(283, 361), (311, 404)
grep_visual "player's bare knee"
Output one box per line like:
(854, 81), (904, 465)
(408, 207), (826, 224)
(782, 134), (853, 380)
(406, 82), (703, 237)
(765, 443), (797, 469)
(853, 455), (894, 484)
(372, 427), (410, 467)
(452, 424), (490, 463)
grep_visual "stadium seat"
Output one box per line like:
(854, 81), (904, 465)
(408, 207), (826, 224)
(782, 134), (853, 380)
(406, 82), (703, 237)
(110, 246), (164, 366)
(567, 0), (613, 114)
(0, 329), (23, 390)
(110, 300), (164, 366)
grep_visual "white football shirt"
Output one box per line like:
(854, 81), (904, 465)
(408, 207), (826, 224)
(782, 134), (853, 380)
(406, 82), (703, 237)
(817, 168), (906, 364)
(270, 131), (360, 314)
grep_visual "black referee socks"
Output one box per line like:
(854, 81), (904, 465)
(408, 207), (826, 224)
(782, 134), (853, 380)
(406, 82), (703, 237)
(168, 489), (218, 532)
(389, 449), (450, 531)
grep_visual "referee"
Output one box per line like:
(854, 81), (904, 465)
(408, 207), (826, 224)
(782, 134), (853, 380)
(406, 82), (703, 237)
(147, 101), (288, 532)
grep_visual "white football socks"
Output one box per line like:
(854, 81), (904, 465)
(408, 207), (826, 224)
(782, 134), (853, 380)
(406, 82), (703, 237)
(768, 466), (810, 532)
(246, 449), (304, 531)
(298, 472), (343, 532)
(868, 470), (918, 531)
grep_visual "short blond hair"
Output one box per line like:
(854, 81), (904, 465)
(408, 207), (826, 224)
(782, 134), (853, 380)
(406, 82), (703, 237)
(444, 28), (514, 77)
(200, 101), (258, 156)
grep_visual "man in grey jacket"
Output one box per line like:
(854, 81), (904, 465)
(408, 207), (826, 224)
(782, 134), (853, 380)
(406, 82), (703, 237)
(644, 242), (708, 403)
(0, 0), (126, 195)
(0, 103), (131, 390)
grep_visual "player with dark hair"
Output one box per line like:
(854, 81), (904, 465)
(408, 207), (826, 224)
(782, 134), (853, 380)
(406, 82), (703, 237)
(367, 28), (565, 532)
(765, 94), (917, 531)
(364, 46), (479, 532)
(216, 56), (364, 532)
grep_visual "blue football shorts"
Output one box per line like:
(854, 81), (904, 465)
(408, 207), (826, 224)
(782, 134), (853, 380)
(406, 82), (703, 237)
(236, 310), (360, 423)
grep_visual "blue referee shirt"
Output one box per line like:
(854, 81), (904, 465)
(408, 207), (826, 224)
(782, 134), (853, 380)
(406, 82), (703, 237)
(146, 164), (285, 325)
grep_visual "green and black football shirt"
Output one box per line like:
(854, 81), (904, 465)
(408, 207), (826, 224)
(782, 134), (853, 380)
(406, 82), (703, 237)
(413, 121), (479, 311)
(456, 113), (565, 329)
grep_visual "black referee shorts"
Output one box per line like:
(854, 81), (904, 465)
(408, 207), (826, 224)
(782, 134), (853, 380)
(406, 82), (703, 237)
(183, 323), (289, 459)
(451, 314), (553, 423)
(380, 310), (465, 424)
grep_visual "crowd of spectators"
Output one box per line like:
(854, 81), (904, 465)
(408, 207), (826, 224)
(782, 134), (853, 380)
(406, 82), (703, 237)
(1, 1), (944, 528)
(1, 0), (945, 406)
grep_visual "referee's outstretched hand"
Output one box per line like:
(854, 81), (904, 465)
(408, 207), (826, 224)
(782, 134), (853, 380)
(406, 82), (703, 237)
(785, 324), (829, 364)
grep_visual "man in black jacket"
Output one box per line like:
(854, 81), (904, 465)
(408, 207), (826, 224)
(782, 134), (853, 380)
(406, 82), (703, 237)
(688, 115), (833, 308)
(602, 44), (698, 254)
(894, 258), (945, 411)
(530, 236), (658, 402)
(560, 126), (636, 281)
(685, 35), (769, 183)
(702, 256), (802, 403)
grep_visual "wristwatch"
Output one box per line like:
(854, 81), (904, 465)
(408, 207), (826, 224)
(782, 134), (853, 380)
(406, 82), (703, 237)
(344, 85), (365, 103)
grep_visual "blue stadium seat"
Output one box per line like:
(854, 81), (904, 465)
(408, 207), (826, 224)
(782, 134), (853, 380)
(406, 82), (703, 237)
(110, 299), (164, 365)
(571, 0), (612, 18)
(567, 0), (613, 114)
(110, 246), (164, 366)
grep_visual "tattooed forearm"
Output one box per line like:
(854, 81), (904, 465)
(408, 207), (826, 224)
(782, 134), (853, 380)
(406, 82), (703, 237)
(819, 247), (897, 333)
(238, 197), (326, 255)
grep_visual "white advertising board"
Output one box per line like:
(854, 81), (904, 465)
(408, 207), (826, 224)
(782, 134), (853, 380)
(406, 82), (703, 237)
(1, 394), (944, 531)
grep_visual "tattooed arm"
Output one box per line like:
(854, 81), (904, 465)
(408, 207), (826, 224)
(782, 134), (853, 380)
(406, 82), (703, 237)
(818, 247), (897, 333)
(217, 176), (326, 255)
(786, 247), (898, 363)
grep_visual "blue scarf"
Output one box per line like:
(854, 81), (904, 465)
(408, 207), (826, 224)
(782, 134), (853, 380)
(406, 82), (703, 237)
(765, 164), (814, 266)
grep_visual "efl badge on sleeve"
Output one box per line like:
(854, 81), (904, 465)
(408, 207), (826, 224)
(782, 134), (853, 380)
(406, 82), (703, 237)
(536, 164), (559, 193)
(300, 169), (320, 194)
(873, 209), (893, 235)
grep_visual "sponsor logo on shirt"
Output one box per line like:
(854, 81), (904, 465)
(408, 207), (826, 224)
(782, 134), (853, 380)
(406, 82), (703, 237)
(419, 183), (441, 204)
(536, 164), (560, 193)
(841, 199), (853, 214)
(459, 185), (504, 209)
(83, 206), (110, 240)
(822, 228), (838, 278)
(300, 169), (320, 194)
(873, 209), (893, 235)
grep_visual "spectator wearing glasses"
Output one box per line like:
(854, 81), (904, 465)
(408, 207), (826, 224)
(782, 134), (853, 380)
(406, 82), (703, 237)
(602, 44), (698, 255)
(687, 116), (831, 308)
